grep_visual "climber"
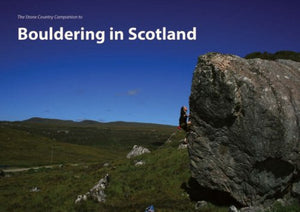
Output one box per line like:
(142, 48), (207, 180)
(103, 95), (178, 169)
(179, 106), (191, 143)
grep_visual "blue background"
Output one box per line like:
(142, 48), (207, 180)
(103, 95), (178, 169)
(1, 0), (299, 125)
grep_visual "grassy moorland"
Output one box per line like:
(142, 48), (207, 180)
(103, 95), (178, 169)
(2, 118), (175, 148)
(0, 129), (228, 212)
(1, 118), (299, 211)
(0, 118), (175, 167)
(0, 125), (118, 167)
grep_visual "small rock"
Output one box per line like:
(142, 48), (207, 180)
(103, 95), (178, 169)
(179, 139), (186, 143)
(126, 145), (151, 159)
(30, 187), (40, 192)
(228, 205), (239, 212)
(75, 195), (82, 204)
(103, 162), (110, 167)
(178, 143), (188, 150)
(165, 139), (172, 143)
(195, 200), (207, 210)
(181, 192), (189, 198)
(135, 161), (145, 166)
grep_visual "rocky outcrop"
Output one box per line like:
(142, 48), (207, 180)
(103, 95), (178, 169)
(75, 174), (109, 204)
(126, 145), (150, 159)
(178, 143), (188, 150)
(188, 53), (300, 206)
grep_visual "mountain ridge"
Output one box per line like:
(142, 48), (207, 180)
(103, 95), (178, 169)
(1, 117), (175, 127)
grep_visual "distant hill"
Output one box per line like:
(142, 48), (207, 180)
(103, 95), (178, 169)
(22, 117), (174, 128)
(0, 118), (176, 167)
(245, 51), (300, 62)
(23, 117), (76, 125)
(79, 120), (101, 125)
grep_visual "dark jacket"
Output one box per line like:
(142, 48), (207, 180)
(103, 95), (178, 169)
(179, 107), (188, 131)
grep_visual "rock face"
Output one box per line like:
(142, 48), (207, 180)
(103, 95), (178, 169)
(75, 174), (109, 204)
(188, 53), (300, 206)
(126, 145), (150, 159)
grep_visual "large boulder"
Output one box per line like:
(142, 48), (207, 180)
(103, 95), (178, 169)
(188, 53), (300, 206)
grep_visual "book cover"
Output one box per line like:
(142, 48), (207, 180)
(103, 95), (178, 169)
(1, 0), (299, 211)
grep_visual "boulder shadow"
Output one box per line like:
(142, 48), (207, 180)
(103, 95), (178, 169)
(181, 177), (243, 207)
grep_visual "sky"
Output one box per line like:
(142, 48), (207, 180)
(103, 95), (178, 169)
(0, 0), (299, 125)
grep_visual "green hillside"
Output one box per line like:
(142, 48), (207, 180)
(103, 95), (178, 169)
(2, 118), (175, 150)
(0, 126), (117, 167)
(0, 130), (225, 212)
(1, 122), (299, 211)
(0, 118), (175, 167)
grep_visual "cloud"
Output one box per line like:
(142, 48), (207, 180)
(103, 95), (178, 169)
(127, 89), (139, 96)
(114, 89), (140, 97)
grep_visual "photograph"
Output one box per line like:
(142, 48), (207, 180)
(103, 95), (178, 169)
(1, 0), (300, 211)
